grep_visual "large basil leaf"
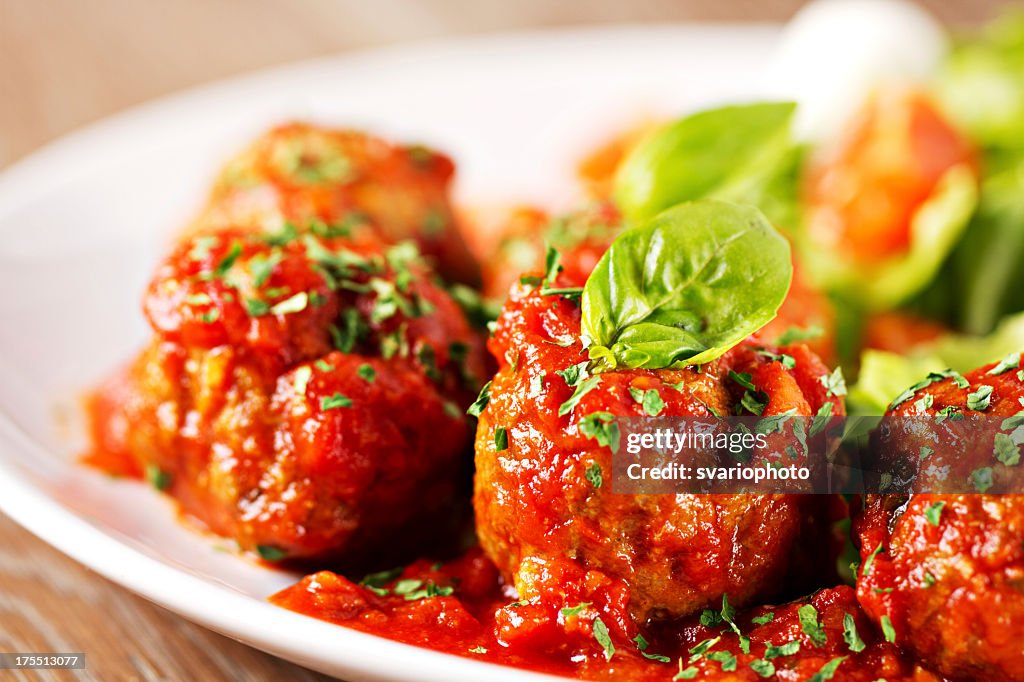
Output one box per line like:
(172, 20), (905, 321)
(612, 102), (799, 227)
(581, 200), (792, 371)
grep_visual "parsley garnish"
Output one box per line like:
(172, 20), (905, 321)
(585, 462), (603, 489)
(467, 381), (491, 417)
(764, 641), (800, 659)
(880, 615), (896, 643)
(751, 612), (774, 626)
(809, 656), (846, 682)
(995, 432), (1021, 466)
(579, 412), (620, 453)
(842, 613), (865, 653)
(256, 545), (287, 562)
(972, 466), (994, 492)
(558, 376), (601, 416)
(560, 602), (591, 618)
(592, 616), (615, 661)
(320, 393), (353, 410)
(862, 543), (884, 577)
(494, 426), (509, 452)
(750, 659), (775, 677)
(357, 363), (376, 382)
(989, 352), (1021, 375)
(798, 604), (826, 647)
(144, 463), (171, 491)
(820, 367), (847, 397)
(967, 385), (993, 411)
(629, 388), (666, 416)
(925, 501), (946, 526)
(810, 401), (834, 436)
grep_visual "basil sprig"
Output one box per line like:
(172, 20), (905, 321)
(581, 200), (792, 371)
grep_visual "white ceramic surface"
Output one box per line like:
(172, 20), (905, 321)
(0, 25), (781, 681)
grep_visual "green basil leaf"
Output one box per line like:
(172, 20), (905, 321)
(581, 200), (792, 370)
(613, 102), (798, 225)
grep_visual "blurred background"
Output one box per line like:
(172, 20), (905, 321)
(0, 1), (1012, 680)
(0, 0), (1008, 168)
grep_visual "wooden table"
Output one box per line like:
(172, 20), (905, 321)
(0, 1), (1004, 679)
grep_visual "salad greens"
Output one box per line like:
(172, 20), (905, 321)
(581, 200), (792, 371)
(612, 103), (801, 228)
(849, 312), (1024, 414)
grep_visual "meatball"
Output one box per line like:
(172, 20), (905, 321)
(191, 122), (480, 286)
(856, 355), (1024, 680)
(87, 225), (488, 565)
(473, 268), (846, 624)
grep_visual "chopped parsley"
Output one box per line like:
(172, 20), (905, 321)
(890, 370), (969, 409)
(764, 641), (801, 659)
(995, 432), (1021, 466)
(585, 462), (603, 489)
(989, 352), (1021, 375)
(579, 412), (620, 453)
(320, 393), (353, 410)
(880, 615), (896, 643)
(798, 604), (826, 647)
(810, 401), (834, 436)
(468, 646), (487, 654)
(592, 616), (615, 661)
(558, 376), (601, 416)
(842, 613), (865, 653)
(925, 501), (946, 526)
(256, 545), (287, 562)
(809, 656), (847, 682)
(753, 347), (796, 369)
(914, 394), (934, 411)
(628, 388), (666, 416)
(919, 446), (934, 460)
(144, 463), (171, 491)
(967, 385), (994, 411)
(750, 659), (776, 677)
(862, 543), (884, 577)
(466, 381), (492, 417)
(244, 298), (270, 317)
(706, 650), (737, 672)
(820, 367), (847, 397)
(560, 602), (591, 618)
(357, 363), (376, 382)
(972, 466), (994, 492)
(751, 612), (774, 626)
(633, 634), (670, 663)
(557, 361), (590, 387)
(494, 426), (509, 452)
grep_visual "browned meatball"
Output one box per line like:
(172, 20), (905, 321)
(856, 354), (1024, 680)
(191, 122), (480, 286)
(87, 226), (487, 566)
(473, 266), (846, 624)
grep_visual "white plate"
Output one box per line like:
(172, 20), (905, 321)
(0, 25), (779, 681)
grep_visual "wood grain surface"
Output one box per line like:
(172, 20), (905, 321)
(0, 1), (1007, 680)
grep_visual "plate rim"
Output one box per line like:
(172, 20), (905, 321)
(0, 22), (781, 681)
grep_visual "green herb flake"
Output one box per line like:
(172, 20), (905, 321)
(972, 466), (994, 492)
(557, 361), (590, 387)
(754, 347), (796, 369)
(750, 659), (776, 678)
(256, 545), (287, 562)
(764, 640), (801, 659)
(468, 646), (487, 654)
(925, 501), (947, 527)
(560, 602), (592, 618)
(751, 612), (774, 626)
(862, 543), (885, 577)
(579, 412), (619, 454)
(821, 367), (847, 397)
(995, 432), (1021, 466)
(467, 381), (492, 417)
(320, 392), (353, 410)
(529, 372), (545, 398)
(843, 613), (866, 653)
(989, 352), (1021, 375)
(214, 242), (244, 278)
(707, 650), (737, 672)
(810, 401), (834, 436)
(809, 656), (847, 682)
(919, 446), (934, 460)
(914, 394), (934, 411)
(244, 298), (270, 317)
(592, 616), (615, 661)
(584, 461), (604, 489)
(923, 571), (937, 587)
(688, 636), (721, 662)
(798, 603), (827, 647)
(881, 616), (896, 643)
(673, 661), (698, 680)
(315, 359), (335, 372)
(494, 426), (509, 452)
(356, 363), (376, 382)
(200, 309), (221, 324)
(558, 375), (601, 416)
(144, 463), (172, 491)
(967, 385), (994, 411)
